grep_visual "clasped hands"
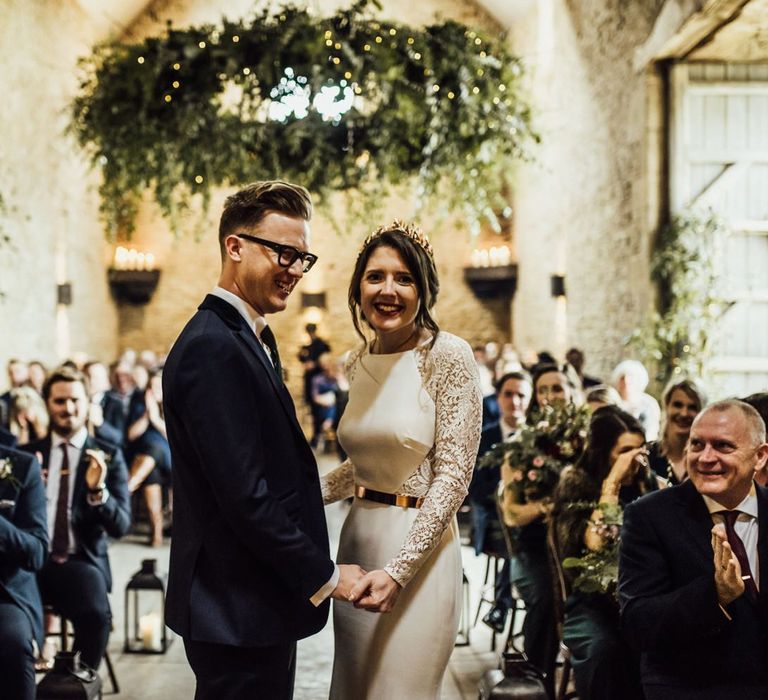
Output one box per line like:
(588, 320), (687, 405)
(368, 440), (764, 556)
(331, 564), (402, 613)
(712, 524), (745, 606)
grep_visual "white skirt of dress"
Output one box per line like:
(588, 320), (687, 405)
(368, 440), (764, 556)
(329, 498), (462, 700)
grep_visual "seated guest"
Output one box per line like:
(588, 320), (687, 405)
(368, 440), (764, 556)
(84, 361), (126, 448)
(23, 366), (130, 671)
(126, 368), (170, 546)
(27, 361), (47, 396)
(552, 406), (654, 700)
(0, 425), (16, 448)
(1, 359), (30, 429)
(620, 400), (768, 699)
(9, 386), (49, 446)
(0, 445), (47, 700)
(741, 392), (768, 487)
(611, 359), (661, 440)
(584, 384), (621, 412)
(646, 378), (706, 485)
(563, 346), (602, 391)
(310, 353), (339, 449)
(469, 371), (532, 632)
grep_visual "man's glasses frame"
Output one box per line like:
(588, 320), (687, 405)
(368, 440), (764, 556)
(236, 233), (318, 273)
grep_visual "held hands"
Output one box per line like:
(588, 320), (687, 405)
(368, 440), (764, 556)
(602, 447), (648, 500)
(712, 524), (745, 606)
(331, 564), (368, 602)
(348, 569), (402, 613)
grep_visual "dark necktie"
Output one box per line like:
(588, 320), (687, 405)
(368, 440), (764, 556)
(260, 325), (283, 383)
(51, 443), (70, 563)
(720, 510), (759, 604)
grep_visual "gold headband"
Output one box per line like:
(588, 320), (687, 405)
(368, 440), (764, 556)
(359, 219), (434, 258)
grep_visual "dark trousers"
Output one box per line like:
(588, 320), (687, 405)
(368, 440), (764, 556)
(510, 548), (558, 690)
(494, 558), (513, 611)
(0, 601), (36, 700)
(184, 638), (297, 700)
(38, 556), (111, 670)
(563, 594), (643, 700)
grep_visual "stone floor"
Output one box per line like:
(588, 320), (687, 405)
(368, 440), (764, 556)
(47, 454), (516, 699)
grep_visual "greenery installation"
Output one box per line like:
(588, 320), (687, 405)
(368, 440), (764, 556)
(626, 211), (730, 390)
(71, 0), (537, 238)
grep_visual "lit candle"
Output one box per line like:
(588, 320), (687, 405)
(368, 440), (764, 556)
(145, 253), (156, 270)
(115, 246), (129, 270)
(471, 249), (481, 267)
(137, 252), (146, 270)
(479, 250), (489, 267)
(127, 248), (138, 270)
(499, 245), (510, 265)
(489, 246), (499, 266)
(139, 612), (162, 651)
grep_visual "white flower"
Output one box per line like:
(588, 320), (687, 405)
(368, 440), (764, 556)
(0, 458), (11, 480)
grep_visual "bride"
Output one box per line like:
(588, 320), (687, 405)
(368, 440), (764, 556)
(322, 221), (482, 698)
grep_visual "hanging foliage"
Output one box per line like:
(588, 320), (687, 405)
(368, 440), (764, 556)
(626, 211), (731, 389)
(70, 0), (537, 238)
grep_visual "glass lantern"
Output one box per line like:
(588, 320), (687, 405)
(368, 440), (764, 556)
(124, 558), (171, 654)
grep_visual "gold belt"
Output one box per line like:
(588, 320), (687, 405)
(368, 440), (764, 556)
(355, 485), (424, 509)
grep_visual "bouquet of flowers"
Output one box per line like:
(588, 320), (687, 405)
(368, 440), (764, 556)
(478, 402), (590, 503)
(562, 501), (623, 599)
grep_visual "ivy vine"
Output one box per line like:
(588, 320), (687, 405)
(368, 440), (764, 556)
(70, 0), (537, 238)
(626, 211), (731, 389)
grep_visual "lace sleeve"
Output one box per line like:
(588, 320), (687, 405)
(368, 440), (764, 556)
(321, 459), (355, 505)
(384, 335), (482, 587)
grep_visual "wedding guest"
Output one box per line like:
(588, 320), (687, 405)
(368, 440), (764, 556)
(309, 353), (339, 452)
(611, 360), (661, 440)
(585, 384), (622, 412)
(298, 323), (331, 448)
(0, 445), (47, 700)
(551, 406), (654, 700)
(126, 368), (171, 547)
(27, 361), (47, 396)
(84, 361), (126, 448)
(646, 378), (706, 485)
(469, 371), (532, 633)
(23, 366), (130, 671)
(8, 386), (49, 446)
(620, 400), (768, 699)
(498, 363), (571, 693)
(321, 220), (482, 698)
(1, 359), (30, 428)
(564, 347), (601, 390)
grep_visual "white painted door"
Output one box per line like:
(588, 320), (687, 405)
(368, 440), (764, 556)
(671, 63), (768, 396)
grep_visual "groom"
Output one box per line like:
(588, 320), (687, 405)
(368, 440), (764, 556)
(163, 181), (364, 699)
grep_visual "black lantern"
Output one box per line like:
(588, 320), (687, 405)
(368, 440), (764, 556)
(124, 558), (171, 654)
(36, 651), (102, 699)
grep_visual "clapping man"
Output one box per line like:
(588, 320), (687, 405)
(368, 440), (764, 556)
(620, 400), (768, 699)
(23, 366), (130, 671)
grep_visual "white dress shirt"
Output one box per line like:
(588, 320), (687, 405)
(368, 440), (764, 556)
(499, 418), (518, 442)
(47, 427), (89, 552)
(703, 486), (760, 590)
(210, 286), (339, 605)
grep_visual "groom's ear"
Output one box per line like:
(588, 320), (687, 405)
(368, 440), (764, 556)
(223, 235), (244, 263)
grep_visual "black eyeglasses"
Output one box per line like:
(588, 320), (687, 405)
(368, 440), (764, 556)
(236, 233), (318, 273)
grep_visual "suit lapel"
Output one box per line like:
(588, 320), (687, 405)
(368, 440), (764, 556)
(676, 480), (715, 562)
(199, 295), (309, 447)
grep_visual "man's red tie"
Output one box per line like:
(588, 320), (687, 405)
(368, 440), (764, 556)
(51, 443), (70, 563)
(720, 510), (759, 604)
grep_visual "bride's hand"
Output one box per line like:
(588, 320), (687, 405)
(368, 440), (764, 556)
(348, 570), (401, 613)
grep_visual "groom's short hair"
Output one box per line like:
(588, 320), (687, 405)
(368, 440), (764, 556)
(218, 180), (313, 254)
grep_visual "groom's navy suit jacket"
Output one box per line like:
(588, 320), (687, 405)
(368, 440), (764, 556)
(163, 295), (333, 647)
(619, 480), (768, 697)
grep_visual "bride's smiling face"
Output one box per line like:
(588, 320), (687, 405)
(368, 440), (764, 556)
(359, 245), (420, 337)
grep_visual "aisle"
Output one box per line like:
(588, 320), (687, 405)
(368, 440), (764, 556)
(85, 453), (500, 698)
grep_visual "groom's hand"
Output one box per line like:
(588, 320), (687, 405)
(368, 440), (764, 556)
(330, 564), (367, 601)
(349, 570), (402, 613)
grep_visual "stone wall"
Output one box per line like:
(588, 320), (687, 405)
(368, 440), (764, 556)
(509, 0), (667, 378)
(0, 1), (119, 372)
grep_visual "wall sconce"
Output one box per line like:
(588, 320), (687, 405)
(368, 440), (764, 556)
(550, 274), (566, 298)
(108, 246), (161, 305)
(301, 291), (327, 309)
(464, 245), (517, 299)
(57, 283), (72, 306)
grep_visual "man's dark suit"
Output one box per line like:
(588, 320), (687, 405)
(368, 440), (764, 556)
(23, 434), (130, 669)
(163, 295), (334, 697)
(0, 445), (47, 700)
(620, 480), (768, 699)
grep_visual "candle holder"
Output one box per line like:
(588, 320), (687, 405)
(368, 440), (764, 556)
(108, 269), (161, 305)
(463, 264), (518, 299)
(124, 559), (171, 654)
